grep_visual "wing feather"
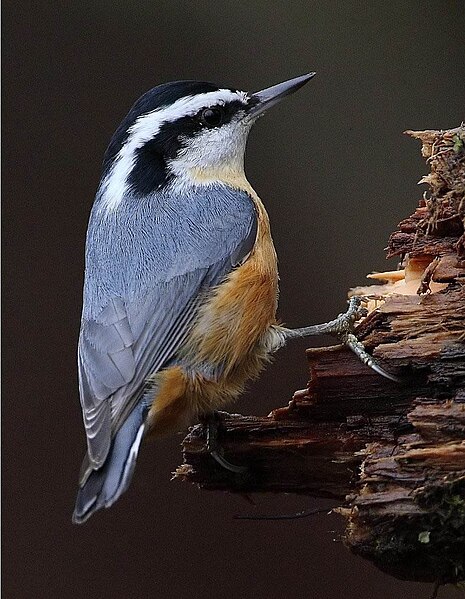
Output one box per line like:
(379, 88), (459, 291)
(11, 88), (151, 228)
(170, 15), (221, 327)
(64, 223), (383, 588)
(78, 184), (257, 470)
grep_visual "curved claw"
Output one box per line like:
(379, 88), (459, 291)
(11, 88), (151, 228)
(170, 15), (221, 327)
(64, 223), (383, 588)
(205, 411), (248, 474)
(368, 360), (403, 383)
(210, 450), (248, 474)
(346, 333), (402, 383)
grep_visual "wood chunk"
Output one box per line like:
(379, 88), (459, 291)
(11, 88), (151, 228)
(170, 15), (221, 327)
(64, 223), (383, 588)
(432, 254), (465, 282)
(387, 233), (460, 258)
(176, 126), (465, 587)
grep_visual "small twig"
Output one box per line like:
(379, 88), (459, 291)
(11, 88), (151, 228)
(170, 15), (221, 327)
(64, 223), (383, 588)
(417, 256), (440, 295)
(234, 507), (331, 521)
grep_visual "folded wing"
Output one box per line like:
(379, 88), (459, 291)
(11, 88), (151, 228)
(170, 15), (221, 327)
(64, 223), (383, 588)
(77, 184), (257, 477)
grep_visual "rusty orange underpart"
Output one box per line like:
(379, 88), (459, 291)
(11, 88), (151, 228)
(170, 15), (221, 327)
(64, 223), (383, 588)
(147, 189), (279, 437)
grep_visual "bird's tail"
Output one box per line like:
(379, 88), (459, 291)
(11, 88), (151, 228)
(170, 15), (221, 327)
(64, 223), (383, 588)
(72, 404), (146, 524)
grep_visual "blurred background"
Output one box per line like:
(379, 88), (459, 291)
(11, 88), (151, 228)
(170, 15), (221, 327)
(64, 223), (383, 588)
(3, 1), (464, 598)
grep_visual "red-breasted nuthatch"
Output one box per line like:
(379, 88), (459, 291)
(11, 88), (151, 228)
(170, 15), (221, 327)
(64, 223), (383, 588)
(74, 74), (395, 523)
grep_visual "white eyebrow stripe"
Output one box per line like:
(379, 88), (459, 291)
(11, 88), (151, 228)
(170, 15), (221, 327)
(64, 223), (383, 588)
(100, 89), (249, 212)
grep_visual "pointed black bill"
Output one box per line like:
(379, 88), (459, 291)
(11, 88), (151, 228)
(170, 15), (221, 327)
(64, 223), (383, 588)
(248, 72), (316, 118)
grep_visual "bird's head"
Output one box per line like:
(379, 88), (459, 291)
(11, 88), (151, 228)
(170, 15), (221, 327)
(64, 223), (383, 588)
(101, 73), (315, 208)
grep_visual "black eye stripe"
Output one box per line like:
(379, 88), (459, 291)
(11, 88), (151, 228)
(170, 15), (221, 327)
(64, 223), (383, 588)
(193, 99), (246, 129)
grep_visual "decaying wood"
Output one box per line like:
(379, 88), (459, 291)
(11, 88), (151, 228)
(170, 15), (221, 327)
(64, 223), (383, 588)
(175, 126), (465, 586)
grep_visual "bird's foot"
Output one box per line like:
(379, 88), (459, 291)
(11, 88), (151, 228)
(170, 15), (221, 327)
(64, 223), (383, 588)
(284, 297), (401, 382)
(202, 411), (247, 474)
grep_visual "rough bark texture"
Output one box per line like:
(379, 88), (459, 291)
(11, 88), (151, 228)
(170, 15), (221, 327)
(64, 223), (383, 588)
(175, 126), (465, 587)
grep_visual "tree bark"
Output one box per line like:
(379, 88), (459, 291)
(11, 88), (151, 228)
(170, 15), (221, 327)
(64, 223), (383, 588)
(175, 126), (465, 587)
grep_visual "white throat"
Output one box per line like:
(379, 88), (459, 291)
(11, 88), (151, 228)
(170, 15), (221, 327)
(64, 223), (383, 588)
(166, 120), (251, 188)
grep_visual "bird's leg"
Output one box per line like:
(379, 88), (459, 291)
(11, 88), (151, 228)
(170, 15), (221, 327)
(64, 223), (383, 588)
(280, 296), (401, 383)
(202, 411), (248, 474)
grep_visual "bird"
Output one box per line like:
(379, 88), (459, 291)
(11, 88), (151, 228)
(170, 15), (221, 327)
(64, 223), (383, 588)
(73, 73), (396, 524)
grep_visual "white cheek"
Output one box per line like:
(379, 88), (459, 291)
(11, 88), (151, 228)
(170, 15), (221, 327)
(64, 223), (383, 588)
(168, 121), (251, 176)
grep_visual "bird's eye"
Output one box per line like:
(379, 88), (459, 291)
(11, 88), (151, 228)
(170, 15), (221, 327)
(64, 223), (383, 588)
(200, 107), (223, 127)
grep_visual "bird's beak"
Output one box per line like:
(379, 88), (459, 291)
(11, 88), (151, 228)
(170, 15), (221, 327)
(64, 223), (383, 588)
(247, 73), (316, 119)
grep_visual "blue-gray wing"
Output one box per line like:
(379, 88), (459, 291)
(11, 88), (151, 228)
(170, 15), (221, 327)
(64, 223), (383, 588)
(78, 184), (257, 471)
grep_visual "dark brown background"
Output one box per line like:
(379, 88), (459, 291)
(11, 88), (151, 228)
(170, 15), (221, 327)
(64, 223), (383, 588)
(3, 1), (464, 598)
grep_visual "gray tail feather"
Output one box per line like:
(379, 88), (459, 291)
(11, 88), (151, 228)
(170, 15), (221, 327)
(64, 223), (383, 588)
(72, 405), (146, 524)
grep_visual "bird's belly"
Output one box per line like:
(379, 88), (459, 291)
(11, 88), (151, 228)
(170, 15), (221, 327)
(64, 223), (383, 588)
(183, 230), (279, 375)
